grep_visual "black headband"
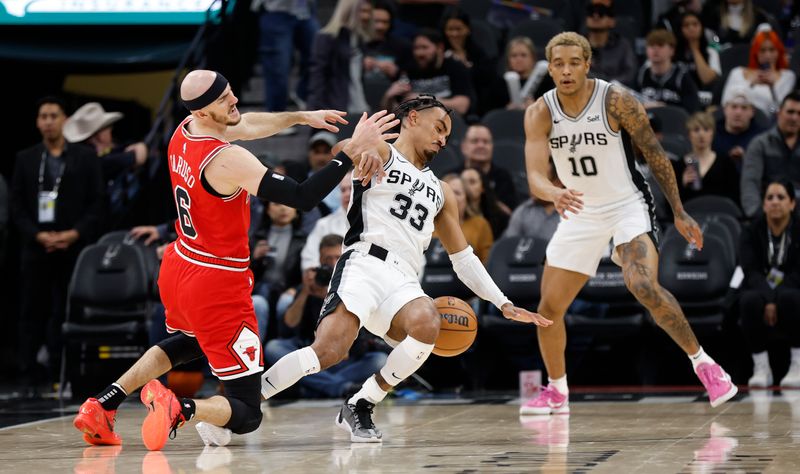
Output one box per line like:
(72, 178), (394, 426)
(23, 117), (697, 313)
(183, 72), (229, 111)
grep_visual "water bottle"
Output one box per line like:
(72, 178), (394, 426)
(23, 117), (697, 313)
(684, 155), (702, 191)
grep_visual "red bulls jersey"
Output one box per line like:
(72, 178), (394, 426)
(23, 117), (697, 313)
(167, 116), (250, 271)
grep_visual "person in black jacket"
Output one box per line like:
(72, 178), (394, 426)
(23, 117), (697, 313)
(739, 179), (800, 388)
(62, 102), (148, 229)
(10, 96), (105, 395)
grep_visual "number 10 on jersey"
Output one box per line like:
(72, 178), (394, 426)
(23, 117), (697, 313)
(568, 155), (598, 177)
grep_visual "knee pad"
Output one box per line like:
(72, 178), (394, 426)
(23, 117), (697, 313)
(222, 373), (263, 434)
(156, 333), (204, 368)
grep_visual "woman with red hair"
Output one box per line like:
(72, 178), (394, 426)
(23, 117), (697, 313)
(721, 24), (796, 116)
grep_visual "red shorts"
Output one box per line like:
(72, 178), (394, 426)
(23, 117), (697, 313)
(158, 243), (262, 380)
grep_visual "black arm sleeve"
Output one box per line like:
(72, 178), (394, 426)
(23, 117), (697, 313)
(257, 151), (353, 211)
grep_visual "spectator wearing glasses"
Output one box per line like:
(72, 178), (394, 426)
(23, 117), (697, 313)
(739, 180), (800, 387)
(741, 92), (800, 217)
(584, 0), (637, 87)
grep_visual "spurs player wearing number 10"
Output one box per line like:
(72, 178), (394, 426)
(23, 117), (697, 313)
(261, 95), (552, 442)
(521, 32), (738, 415)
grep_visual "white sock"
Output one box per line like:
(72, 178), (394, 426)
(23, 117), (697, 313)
(752, 350), (769, 368)
(689, 346), (715, 371)
(378, 336), (434, 387)
(548, 375), (568, 394)
(261, 346), (320, 399)
(791, 348), (800, 364)
(348, 375), (387, 405)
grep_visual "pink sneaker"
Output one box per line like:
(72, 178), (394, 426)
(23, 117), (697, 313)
(520, 384), (569, 415)
(696, 362), (738, 408)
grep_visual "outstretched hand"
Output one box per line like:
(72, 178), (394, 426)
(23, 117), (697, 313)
(674, 209), (704, 250)
(305, 110), (349, 133)
(501, 303), (552, 326)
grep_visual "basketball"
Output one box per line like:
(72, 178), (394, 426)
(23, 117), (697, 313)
(433, 296), (478, 357)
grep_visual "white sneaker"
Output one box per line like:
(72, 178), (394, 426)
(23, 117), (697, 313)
(195, 421), (232, 447)
(748, 361), (773, 387)
(780, 360), (800, 388)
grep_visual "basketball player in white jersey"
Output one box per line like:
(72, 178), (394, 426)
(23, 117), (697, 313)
(521, 32), (737, 415)
(260, 95), (553, 442)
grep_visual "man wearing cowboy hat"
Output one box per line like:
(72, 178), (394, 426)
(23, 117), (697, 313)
(63, 102), (148, 228)
(10, 96), (105, 397)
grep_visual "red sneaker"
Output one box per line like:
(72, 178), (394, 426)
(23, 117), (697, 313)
(140, 379), (186, 451)
(74, 398), (122, 446)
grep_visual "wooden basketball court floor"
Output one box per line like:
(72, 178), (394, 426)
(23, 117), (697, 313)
(2, 391), (799, 473)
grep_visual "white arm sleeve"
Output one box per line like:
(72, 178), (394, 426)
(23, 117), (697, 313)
(449, 246), (511, 310)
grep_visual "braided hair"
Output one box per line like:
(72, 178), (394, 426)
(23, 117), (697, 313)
(392, 94), (453, 123)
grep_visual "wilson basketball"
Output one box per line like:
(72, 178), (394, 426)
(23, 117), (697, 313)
(167, 370), (205, 398)
(433, 296), (478, 357)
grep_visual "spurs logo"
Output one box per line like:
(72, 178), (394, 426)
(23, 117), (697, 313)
(408, 179), (425, 196)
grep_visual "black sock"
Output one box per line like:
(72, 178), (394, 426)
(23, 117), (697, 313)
(180, 397), (196, 421)
(95, 383), (128, 411)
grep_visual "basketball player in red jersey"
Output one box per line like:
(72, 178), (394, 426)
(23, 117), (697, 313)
(73, 70), (398, 450)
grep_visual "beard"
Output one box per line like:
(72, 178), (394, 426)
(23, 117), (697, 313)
(422, 148), (438, 164)
(210, 110), (241, 126)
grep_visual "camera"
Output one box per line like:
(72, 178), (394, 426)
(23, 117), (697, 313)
(314, 265), (334, 287)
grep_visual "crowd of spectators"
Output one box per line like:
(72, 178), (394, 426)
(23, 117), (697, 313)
(5, 0), (800, 396)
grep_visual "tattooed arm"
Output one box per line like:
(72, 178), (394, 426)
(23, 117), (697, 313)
(605, 86), (704, 249)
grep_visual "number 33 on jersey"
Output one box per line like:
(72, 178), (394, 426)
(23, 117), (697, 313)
(344, 144), (444, 276)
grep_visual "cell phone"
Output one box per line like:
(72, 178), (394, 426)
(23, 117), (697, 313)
(759, 62), (770, 70)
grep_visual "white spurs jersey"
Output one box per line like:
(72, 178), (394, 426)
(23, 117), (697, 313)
(543, 79), (654, 210)
(343, 144), (444, 275)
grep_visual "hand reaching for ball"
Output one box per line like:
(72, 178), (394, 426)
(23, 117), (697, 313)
(501, 303), (552, 326)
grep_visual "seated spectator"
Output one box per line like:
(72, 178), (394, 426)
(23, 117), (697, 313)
(283, 131), (341, 234)
(741, 92), (800, 217)
(481, 37), (554, 114)
(721, 25), (796, 117)
(702, 0), (774, 46)
(672, 111), (740, 204)
(363, 0), (412, 82)
(62, 102), (148, 228)
(300, 173), (351, 272)
(440, 174), (493, 263)
(503, 160), (561, 241)
(584, 0), (637, 87)
(440, 7), (495, 106)
(461, 167), (509, 239)
(712, 87), (765, 173)
(739, 180), (800, 388)
(268, 234), (388, 398)
(674, 11), (721, 99)
(307, 0), (371, 113)
(455, 124), (517, 213)
(381, 29), (474, 116)
(251, 202), (306, 303)
(636, 29), (701, 112)
(657, 0), (704, 36)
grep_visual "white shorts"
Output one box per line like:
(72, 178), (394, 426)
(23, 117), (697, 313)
(546, 196), (657, 276)
(319, 243), (427, 337)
